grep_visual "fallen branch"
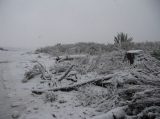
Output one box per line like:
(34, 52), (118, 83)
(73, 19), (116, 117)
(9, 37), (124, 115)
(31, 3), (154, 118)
(35, 61), (52, 80)
(58, 65), (74, 82)
(32, 73), (116, 94)
(131, 71), (160, 86)
(143, 63), (154, 73)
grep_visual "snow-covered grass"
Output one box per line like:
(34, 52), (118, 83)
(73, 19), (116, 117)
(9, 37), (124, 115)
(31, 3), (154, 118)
(76, 84), (108, 107)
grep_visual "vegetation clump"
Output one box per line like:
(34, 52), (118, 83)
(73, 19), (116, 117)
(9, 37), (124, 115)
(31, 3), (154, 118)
(35, 42), (116, 56)
(114, 32), (133, 50)
(0, 47), (8, 51)
(151, 49), (160, 60)
(44, 91), (57, 103)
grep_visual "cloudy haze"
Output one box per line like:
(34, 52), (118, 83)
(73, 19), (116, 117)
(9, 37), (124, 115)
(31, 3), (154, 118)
(0, 0), (160, 48)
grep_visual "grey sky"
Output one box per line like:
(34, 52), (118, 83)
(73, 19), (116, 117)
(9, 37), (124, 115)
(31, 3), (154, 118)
(0, 0), (160, 48)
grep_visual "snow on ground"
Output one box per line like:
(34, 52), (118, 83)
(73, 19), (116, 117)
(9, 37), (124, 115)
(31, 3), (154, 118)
(0, 50), (98, 119)
(1, 49), (160, 119)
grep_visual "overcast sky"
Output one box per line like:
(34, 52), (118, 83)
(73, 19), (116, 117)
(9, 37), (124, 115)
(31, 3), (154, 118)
(0, 0), (160, 48)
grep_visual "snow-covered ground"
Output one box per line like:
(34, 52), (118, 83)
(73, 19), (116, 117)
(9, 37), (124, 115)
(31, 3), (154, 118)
(0, 49), (38, 119)
(0, 49), (97, 119)
(1, 49), (160, 119)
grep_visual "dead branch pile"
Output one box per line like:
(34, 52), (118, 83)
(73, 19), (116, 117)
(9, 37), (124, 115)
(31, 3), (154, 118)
(134, 52), (160, 76)
(75, 51), (160, 76)
(72, 52), (160, 119)
(50, 62), (72, 74)
(25, 50), (160, 119)
(22, 61), (51, 83)
(73, 51), (126, 75)
(32, 74), (115, 94)
(91, 68), (160, 119)
(22, 64), (41, 83)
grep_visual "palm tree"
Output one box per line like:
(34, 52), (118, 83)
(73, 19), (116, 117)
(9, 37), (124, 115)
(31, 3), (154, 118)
(114, 32), (133, 50)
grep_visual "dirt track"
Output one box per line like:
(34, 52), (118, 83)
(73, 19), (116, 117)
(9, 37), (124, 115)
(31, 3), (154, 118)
(0, 61), (12, 119)
(0, 50), (28, 119)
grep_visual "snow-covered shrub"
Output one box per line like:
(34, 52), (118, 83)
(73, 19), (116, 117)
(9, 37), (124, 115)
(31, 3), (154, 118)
(44, 91), (57, 103)
(114, 32), (133, 50)
(76, 84), (108, 107)
(22, 64), (41, 83)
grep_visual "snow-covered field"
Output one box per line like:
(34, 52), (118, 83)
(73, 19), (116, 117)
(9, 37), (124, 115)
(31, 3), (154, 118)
(0, 49), (160, 119)
(0, 49), (97, 119)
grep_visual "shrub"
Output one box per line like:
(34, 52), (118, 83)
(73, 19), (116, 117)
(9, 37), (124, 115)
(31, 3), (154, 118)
(44, 91), (57, 103)
(114, 32), (133, 50)
(76, 84), (108, 107)
(151, 49), (160, 60)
